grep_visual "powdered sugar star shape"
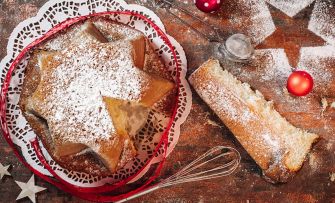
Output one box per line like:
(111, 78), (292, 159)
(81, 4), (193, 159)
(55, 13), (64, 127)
(0, 162), (11, 180)
(28, 27), (174, 172)
(266, 0), (315, 17)
(15, 175), (46, 203)
(256, 1), (326, 68)
(30, 41), (140, 158)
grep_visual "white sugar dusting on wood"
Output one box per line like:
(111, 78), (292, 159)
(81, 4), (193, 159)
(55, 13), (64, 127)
(321, 98), (328, 116)
(230, 0), (276, 45)
(266, 0), (315, 17)
(298, 46), (335, 95)
(330, 172), (335, 182)
(308, 152), (321, 172)
(309, 1), (335, 46)
(252, 49), (292, 81)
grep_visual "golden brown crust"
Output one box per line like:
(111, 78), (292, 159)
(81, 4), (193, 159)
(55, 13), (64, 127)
(19, 19), (175, 176)
(189, 59), (319, 183)
(91, 17), (176, 115)
(20, 50), (111, 176)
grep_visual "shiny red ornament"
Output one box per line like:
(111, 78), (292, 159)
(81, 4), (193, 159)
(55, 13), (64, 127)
(286, 70), (314, 96)
(194, 0), (223, 13)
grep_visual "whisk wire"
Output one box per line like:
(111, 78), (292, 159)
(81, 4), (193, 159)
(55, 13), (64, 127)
(162, 152), (239, 186)
(175, 147), (238, 174)
(116, 146), (240, 203)
(167, 151), (233, 180)
(161, 163), (238, 187)
(161, 164), (237, 187)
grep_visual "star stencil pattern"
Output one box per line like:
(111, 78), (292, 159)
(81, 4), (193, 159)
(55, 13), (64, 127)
(15, 175), (46, 203)
(0, 162), (11, 179)
(256, 1), (326, 68)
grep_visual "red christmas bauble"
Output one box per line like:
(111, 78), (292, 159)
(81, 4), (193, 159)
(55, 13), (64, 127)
(287, 70), (314, 96)
(194, 0), (223, 13)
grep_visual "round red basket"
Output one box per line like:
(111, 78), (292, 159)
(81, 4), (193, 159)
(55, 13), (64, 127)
(0, 11), (181, 202)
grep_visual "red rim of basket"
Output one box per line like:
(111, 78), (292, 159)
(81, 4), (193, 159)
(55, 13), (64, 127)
(0, 11), (181, 202)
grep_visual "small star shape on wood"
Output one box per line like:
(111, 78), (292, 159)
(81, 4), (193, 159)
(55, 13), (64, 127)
(15, 175), (46, 203)
(256, 1), (326, 68)
(0, 162), (11, 179)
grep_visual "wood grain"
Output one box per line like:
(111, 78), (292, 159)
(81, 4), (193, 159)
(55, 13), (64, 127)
(0, 0), (334, 202)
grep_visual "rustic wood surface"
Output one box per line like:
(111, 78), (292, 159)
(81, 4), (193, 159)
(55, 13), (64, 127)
(0, 0), (334, 202)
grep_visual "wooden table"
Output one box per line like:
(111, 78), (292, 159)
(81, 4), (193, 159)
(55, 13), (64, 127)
(0, 0), (334, 202)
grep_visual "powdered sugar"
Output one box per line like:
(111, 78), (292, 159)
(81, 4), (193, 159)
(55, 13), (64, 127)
(228, 0), (335, 54)
(266, 0), (315, 17)
(252, 49), (292, 81)
(189, 59), (319, 182)
(298, 46), (335, 95)
(229, 0), (276, 45)
(92, 18), (142, 41)
(33, 39), (151, 150)
(41, 23), (82, 51)
(233, 0), (335, 96)
(309, 1), (335, 46)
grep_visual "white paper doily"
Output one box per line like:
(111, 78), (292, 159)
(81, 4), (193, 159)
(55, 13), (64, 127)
(0, 0), (191, 187)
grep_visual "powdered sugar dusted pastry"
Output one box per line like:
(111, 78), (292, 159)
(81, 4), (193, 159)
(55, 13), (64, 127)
(189, 59), (319, 183)
(20, 20), (175, 174)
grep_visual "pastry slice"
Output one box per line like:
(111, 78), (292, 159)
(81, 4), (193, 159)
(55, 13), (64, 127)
(103, 97), (150, 137)
(189, 59), (319, 183)
(100, 98), (150, 170)
(139, 74), (175, 107)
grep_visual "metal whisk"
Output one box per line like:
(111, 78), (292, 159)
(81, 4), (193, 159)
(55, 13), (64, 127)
(154, 0), (254, 63)
(117, 146), (241, 202)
